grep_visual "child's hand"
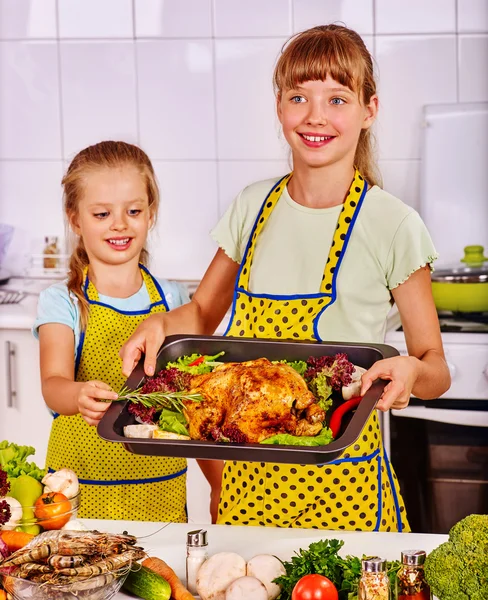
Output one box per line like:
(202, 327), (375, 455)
(120, 313), (167, 377)
(76, 381), (119, 426)
(360, 356), (420, 411)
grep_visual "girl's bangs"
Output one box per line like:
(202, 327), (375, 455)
(276, 38), (364, 95)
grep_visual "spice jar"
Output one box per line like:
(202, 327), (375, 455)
(43, 236), (59, 269)
(186, 529), (208, 595)
(359, 557), (390, 600)
(396, 550), (431, 600)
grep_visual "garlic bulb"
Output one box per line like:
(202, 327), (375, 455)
(342, 365), (367, 400)
(1, 496), (23, 530)
(42, 469), (79, 499)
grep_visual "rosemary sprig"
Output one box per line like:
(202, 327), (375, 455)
(117, 386), (204, 413)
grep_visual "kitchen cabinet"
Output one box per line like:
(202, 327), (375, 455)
(0, 328), (52, 466)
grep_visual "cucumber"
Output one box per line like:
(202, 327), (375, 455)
(123, 565), (172, 600)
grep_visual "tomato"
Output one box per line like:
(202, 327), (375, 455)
(34, 492), (72, 530)
(291, 574), (339, 600)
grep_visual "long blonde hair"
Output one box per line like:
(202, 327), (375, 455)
(63, 141), (160, 330)
(273, 24), (380, 187)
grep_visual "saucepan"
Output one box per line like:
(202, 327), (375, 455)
(431, 245), (488, 313)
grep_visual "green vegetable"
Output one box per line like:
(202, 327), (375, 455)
(274, 539), (400, 600)
(158, 409), (189, 436)
(0, 440), (45, 482)
(166, 352), (225, 375)
(274, 360), (308, 376)
(261, 427), (334, 447)
(308, 372), (333, 412)
(9, 474), (43, 528)
(424, 513), (488, 599)
(123, 565), (171, 600)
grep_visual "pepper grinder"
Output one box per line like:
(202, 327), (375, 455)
(186, 529), (208, 595)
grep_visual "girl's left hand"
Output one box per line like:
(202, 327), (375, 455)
(360, 356), (420, 411)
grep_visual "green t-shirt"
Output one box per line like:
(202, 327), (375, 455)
(211, 177), (438, 344)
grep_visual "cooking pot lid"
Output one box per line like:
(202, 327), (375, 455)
(431, 245), (488, 283)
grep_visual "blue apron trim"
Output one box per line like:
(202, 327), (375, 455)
(233, 287), (332, 302)
(318, 446), (380, 467)
(48, 466), (187, 485)
(374, 453), (382, 532)
(52, 412), (60, 419)
(83, 264), (169, 315)
(383, 446), (403, 533)
(74, 329), (86, 378)
(224, 174), (290, 336)
(312, 180), (368, 341)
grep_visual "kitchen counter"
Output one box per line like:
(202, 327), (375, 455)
(83, 519), (448, 599)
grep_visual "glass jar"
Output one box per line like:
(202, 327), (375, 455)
(396, 550), (431, 600)
(43, 236), (59, 269)
(359, 557), (390, 600)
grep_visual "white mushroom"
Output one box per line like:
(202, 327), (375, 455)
(246, 554), (286, 599)
(196, 552), (246, 600)
(342, 365), (367, 400)
(225, 576), (268, 600)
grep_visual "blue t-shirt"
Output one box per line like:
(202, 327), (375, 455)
(33, 278), (190, 359)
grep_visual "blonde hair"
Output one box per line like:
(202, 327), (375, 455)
(273, 24), (380, 187)
(63, 140), (159, 330)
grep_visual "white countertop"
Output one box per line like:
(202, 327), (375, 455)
(82, 519), (447, 599)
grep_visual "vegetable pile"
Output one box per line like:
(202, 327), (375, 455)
(274, 539), (400, 600)
(424, 513), (488, 599)
(0, 441), (80, 536)
(121, 352), (362, 447)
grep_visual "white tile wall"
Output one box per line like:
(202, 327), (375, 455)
(60, 41), (139, 159)
(0, 0), (486, 279)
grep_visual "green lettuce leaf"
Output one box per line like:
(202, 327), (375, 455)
(0, 440), (45, 482)
(166, 352), (224, 375)
(261, 427), (333, 447)
(158, 409), (190, 436)
(309, 372), (333, 412)
(273, 359), (308, 376)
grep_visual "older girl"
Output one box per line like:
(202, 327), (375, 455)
(121, 26), (450, 531)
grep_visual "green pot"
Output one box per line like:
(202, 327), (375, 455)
(431, 245), (488, 314)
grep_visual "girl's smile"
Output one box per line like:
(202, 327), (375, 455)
(105, 236), (133, 251)
(298, 132), (336, 148)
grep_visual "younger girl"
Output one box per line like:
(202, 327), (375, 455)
(121, 26), (451, 531)
(34, 141), (208, 522)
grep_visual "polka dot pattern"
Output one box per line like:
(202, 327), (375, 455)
(218, 412), (410, 531)
(227, 170), (365, 341)
(221, 171), (410, 531)
(46, 267), (187, 522)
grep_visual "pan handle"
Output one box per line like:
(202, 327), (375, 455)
(5, 340), (17, 408)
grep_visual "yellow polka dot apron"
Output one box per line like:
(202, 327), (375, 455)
(218, 171), (410, 532)
(46, 265), (187, 522)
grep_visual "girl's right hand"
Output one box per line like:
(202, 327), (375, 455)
(77, 381), (118, 426)
(120, 312), (167, 377)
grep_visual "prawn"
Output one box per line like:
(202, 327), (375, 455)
(47, 554), (85, 569)
(54, 547), (145, 578)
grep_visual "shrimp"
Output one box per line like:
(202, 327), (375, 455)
(0, 530), (137, 567)
(48, 554), (85, 569)
(17, 562), (52, 579)
(54, 547), (145, 578)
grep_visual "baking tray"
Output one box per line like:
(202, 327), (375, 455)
(98, 335), (398, 465)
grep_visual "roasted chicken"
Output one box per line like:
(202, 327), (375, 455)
(183, 358), (326, 443)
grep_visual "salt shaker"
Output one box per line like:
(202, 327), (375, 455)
(186, 529), (208, 595)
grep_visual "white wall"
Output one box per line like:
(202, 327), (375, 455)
(0, 0), (487, 280)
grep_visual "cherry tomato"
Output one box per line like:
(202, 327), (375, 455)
(291, 574), (339, 600)
(34, 492), (72, 530)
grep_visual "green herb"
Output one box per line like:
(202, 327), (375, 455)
(117, 386), (204, 413)
(274, 539), (361, 600)
(273, 359), (308, 376)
